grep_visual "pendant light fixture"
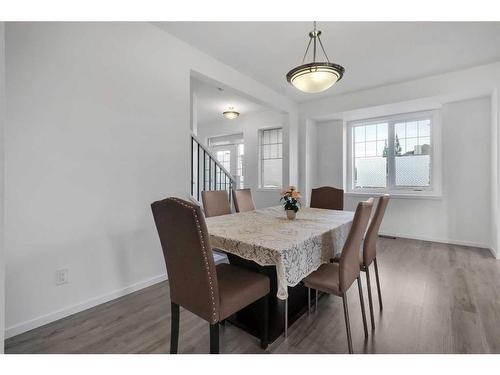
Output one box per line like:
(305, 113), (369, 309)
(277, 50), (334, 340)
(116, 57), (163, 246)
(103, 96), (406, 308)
(223, 107), (240, 119)
(286, 21), (345, 93)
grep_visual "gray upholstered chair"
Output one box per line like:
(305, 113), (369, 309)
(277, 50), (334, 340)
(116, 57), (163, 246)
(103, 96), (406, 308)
(332, 194), (390, 330)
(303, 198), (374, 354)
(151, 197), (270, 353)
(310, 186), (344, 210)
(201, 190), (232, 217)
(232, 188), (256, 213)
(361, 194), (390, 330)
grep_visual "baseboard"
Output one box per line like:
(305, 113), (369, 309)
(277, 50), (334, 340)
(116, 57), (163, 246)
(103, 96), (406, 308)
(5, 273), (168, 339)
(488, 246), (498, 259)
(379, 231), (491, 251)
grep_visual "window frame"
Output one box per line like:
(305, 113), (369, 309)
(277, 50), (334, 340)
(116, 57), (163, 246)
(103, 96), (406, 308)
(236, 143), (245, 189)
(346, 110), (441, 197)
(258, 126), (283, 190)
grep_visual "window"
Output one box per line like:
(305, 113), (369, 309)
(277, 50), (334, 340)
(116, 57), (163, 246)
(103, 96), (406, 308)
(208, 133), (245, 189)
(394, 119), (431, 187)
(353, 122), (388, 189)
(237, 143), (245, 188)
(215, 150), (230, 171)
(347, 111), (439, 195)
(259, 128), (283, 189)
(215, 150), (231, 190)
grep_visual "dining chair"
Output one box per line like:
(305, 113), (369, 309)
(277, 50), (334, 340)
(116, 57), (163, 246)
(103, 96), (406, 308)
(302, 198), (374, 354)
(201, 190), (232, 217)
(360, 194), (390, 330)
(332, 194), (390, 330)
(232, 188), (256, 213)
(151, 197), (270, 354)
(310, 186), (344, 210)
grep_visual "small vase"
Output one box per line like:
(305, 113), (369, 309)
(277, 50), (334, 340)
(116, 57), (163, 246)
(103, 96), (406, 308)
(286, 209), (296, 220)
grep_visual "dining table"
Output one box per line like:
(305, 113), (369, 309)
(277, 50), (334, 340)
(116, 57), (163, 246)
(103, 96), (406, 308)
(205, 205), (354, 344)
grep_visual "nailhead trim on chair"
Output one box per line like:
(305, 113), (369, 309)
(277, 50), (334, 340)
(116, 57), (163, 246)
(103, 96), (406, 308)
(169, 197), (218, 323)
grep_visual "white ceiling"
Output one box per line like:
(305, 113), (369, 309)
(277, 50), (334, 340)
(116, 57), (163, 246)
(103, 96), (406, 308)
(157, 22), (500, 103)
(191, 77), (266, 124)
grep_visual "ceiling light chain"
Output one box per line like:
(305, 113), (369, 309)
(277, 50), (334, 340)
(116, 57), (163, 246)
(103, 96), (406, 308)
(317, 33), (331, 63)
(312, 22), (317, 62)
(301, 36), (313, 64)
(301, 22), (332, 64)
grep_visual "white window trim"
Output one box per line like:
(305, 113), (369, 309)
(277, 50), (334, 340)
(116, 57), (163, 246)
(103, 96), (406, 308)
(258, 126), (283, 190)
(345, 110), (442, 198)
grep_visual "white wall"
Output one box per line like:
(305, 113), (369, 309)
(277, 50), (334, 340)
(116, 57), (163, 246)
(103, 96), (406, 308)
(304, 119), (317, 205)
(492, 89), (500, 258)
(441, 98), (491, 246)
(314, 120), (343, 189)
(0, 22), (5, 353)
(312, 97), (492, 249)
(197, 110), (288, 208)
(298, 118), (321, 206)
(4, 22), (298, 338)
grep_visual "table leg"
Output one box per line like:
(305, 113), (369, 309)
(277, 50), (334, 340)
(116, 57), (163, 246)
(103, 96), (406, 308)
(308, 288), (311, 315)
(226, 254), (309, 344)
(284, 298), (288, 338)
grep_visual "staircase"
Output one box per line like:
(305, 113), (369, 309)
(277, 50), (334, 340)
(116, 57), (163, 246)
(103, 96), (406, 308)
(191, 134), (236, 205)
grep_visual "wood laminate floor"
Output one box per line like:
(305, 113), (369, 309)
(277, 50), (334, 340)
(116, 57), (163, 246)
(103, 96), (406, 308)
(5, 238), (500, 354)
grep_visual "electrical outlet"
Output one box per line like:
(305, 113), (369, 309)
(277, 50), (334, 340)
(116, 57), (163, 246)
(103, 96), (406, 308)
(55, 269), (69, 286)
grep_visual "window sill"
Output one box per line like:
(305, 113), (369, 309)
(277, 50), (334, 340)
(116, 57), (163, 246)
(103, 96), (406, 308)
(345, 191), (443, 200)
(256, 188), (282, 192)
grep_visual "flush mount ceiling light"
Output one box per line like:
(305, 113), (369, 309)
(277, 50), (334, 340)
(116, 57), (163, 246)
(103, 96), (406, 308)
(223, 107), (240, 119)
(286, 21), (345, 94)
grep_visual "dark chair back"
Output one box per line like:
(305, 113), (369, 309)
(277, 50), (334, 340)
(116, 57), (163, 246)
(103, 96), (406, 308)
(339, 198), (373, 293)
(363, 195), (390, 267)
(151, 197), (220, 324)
(233, 188), (256, 213)
(310, 186), (344, 210)
(201, 190), (231, 218)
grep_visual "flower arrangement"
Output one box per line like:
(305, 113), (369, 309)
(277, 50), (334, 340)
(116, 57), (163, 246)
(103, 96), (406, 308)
(280, 186), (301, 219)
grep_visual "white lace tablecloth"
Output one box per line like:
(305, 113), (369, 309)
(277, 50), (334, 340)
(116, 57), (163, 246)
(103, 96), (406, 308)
(205, 206), (354, 300)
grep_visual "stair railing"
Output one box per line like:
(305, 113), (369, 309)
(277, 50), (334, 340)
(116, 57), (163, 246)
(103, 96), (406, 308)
(191, 134), (236, 205)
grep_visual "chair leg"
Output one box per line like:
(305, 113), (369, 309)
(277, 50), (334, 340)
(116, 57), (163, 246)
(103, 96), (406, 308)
(342, 293), (353, 354)
(365, 267), (376, 330)
(315, 289), (319, 312)
(261, 295), (269, 349)
(357, 277), (369, 339)
(374, 257), (383, 311)
(170, 302), (179, 354)
(209, 322), (220, 354)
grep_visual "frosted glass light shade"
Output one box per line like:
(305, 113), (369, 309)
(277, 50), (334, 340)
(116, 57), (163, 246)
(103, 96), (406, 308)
(286, 62), (344, 93)
(223, 109), (239, 119)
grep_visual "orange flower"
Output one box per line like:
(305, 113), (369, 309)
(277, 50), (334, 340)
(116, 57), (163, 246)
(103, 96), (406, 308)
(280, 186), (302, 200)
